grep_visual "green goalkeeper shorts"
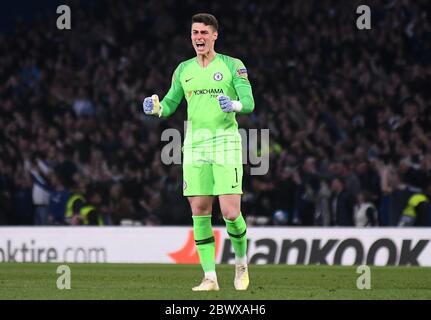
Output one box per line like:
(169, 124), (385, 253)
(183, 146), (243, 196)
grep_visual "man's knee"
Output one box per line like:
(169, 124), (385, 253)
(191, 205), (212, 215)
(189, 197), (213, 215)
(222, 209), (240, 221)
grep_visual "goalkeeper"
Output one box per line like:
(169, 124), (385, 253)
(143, 13), (254, 291)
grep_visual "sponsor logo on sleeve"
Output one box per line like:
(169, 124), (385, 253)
(237, 67), (248, 79)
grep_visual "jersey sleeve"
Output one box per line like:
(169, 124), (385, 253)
(230, 58), (255, 114)
(160, 63), (184, 117)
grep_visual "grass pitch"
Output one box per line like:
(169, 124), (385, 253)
(0, 264), (430, 300)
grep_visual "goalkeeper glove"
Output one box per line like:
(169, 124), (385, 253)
(143, 94), (162, 116)
(217, 95), (243, 113)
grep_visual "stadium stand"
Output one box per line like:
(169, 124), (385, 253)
(0, 0), (430, 226)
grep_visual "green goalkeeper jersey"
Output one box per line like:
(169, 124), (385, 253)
(160, 53), (254, 150)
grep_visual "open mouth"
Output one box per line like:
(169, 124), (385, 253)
(196, 42), (205, 49)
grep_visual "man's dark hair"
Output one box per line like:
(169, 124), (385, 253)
(192, 13), (218, 31)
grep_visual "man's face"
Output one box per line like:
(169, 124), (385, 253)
(191, 22), (217, 55)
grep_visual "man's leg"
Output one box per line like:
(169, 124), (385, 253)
(184, 149), (219, 291)
(188, 196), (219, 291)
(219, 194), (249, 290)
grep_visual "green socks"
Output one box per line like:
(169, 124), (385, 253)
(193, 213), (248, 274)
(224, 213), (248, 264)
(192, 215), (216, 273)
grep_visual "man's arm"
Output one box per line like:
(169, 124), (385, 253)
(218, 57), (255, 114)
(160, 65), (184, 117)
(143, 64), (185, 117)
(232, 60), (254, 114)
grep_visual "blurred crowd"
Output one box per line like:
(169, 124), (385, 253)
(0, 0), (430, 226)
